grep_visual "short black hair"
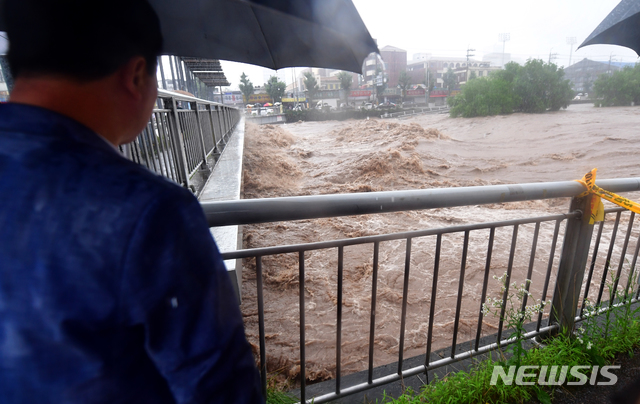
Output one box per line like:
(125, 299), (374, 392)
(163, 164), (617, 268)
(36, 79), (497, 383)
(4, 0), (163, 80)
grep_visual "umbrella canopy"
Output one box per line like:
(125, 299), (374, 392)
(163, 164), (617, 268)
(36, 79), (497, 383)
(0, 0), (378, 74)
(263, 103), (273, 106)
(579, 0), (640, 55)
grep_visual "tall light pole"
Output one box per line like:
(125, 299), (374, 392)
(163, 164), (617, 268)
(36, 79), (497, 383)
(466, 47), (475, 82)
(567, 37), (576, 66)
(499, 33), (510, 67)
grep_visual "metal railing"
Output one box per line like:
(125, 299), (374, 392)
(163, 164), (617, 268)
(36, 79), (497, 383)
(381, 105), (449, 119)
(122, 89), (240, 191)
(203, 178), (640, 403)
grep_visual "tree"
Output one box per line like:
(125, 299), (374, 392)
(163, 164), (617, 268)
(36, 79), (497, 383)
(424, 69), (435, 92)
(303, 71), (319, 107)
(265, 75), (286, 103)
(336, 71), (353, 103)
(593, 64), (640, 106)
(398, 70), (412, 101)
(512, 59), (573, 112)
(443, 69), (457, 95)
(238, 72), (254, 104)
(468, 71), (477, 81)
(448, 59), (574, 117)
(449, 76), (515, 117)
(423, 69), (436, 104)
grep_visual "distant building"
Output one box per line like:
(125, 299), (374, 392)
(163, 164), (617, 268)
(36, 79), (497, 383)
(379, 45), (407, 87)
(407, 57), (494, 88)
(262, 68), (287, 85)
(563, 58), (621, 93)
(483, 52), (511, 67)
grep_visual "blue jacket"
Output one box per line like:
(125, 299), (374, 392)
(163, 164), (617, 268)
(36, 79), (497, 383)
(0, 103), (263, 403)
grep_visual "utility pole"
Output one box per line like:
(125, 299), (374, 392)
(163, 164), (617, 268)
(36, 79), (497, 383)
(498, 33), (510, 67)
(567, 37), (576, 66)
(548, 48), (558, 64)
(608, 53), (615, 74)
(466, 47), (475, 83)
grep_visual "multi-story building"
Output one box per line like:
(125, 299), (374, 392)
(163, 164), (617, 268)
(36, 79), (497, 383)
(482, 52), (511, 68)
(407, 56), (495, 88)
(379, 45), (407, 87)
(563, 58), (621, 93)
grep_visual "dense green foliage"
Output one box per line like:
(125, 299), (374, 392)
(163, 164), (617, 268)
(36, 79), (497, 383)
(382, 272), (640, 404)
(398, 70), (412, 100)
(443, 69), (457, 95)
(238, 72), (254, 104)
(302, 71), (319, 106)
(265, 76), (286, 103)
(593, 64), (640, 106)
(448, 60), (574, 118)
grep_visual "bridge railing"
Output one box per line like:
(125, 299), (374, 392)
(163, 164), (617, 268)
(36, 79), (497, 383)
(202, 178), (640, 403)
(122, 89), (240, 192)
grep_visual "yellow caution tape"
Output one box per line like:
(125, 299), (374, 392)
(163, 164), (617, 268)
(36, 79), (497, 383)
(576, 168), (640, 224)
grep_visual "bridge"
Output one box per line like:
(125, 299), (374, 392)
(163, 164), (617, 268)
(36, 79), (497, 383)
(127, 88), (640, 403)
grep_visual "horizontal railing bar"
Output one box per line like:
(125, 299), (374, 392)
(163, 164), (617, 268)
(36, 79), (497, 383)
(203, 178), (640, 227)
(575, 297), (639, 322)
(220, 212), (578, 260)
(157, 88), (231, 107)
(305, 324), (559, 404)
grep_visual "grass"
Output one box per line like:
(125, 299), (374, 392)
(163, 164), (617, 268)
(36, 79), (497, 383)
(262, 270), (640, 404)
(266, 387), (299, 404)
(380, 271), (640, 404)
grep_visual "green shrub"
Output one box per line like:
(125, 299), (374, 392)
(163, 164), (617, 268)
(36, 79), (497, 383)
(449, 60), (574, 118)
(593, 64), (640, 107)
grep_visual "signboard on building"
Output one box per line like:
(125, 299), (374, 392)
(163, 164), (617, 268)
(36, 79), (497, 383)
(223, 92), (244, 103)
(350, 90), (372, 97)
(282, 97), (306, 103)
(248, 93), (271, 104)
(383, 88), (401, 96)
(430, 89), (448, 98)
(407, 88), (426, 96)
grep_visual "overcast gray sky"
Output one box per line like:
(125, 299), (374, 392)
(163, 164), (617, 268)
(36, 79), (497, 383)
(1, 1), (636, 91)
(221, 0), (639, 90)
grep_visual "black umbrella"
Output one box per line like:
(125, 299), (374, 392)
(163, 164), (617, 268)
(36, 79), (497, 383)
(579, 0), (640, 55)
(0, 0), (378, 74)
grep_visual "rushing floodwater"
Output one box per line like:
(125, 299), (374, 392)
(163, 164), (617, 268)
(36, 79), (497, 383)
(239, 104), (640, 385)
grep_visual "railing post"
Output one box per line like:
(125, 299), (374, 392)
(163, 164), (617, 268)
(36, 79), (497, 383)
(223, 108), (229, 137)
(192, 101), (210, 173)
(169, 97), (192, 190)
(208, 105), (220, 155)
(215, 106), (226, 148)
(549, 193), (597, 333)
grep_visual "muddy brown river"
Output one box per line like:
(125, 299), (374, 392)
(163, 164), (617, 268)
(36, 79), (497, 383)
(238, 104), (640, 385)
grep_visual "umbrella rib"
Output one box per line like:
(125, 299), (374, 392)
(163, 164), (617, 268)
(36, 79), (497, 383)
(231, 0), (377, 71)
(247, 4), (278, 70)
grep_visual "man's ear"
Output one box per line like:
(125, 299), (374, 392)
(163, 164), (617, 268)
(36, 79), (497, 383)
(119, 56), (149, 101)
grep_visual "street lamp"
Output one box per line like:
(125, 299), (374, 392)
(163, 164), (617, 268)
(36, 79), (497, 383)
(567, 37), (576, 66)
(499, 33), (510, 67)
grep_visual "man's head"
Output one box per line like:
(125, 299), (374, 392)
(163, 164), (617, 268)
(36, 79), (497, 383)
(4, 0), (163, 145)
(4, 0), (162, 81)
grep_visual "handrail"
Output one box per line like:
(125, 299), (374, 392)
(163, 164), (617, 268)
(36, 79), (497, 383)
(202, 177), (640, 227)
(157, 88), (229, 107)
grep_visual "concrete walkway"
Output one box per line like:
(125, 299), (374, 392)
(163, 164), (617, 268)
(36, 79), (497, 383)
(199, 118), (245, 302)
